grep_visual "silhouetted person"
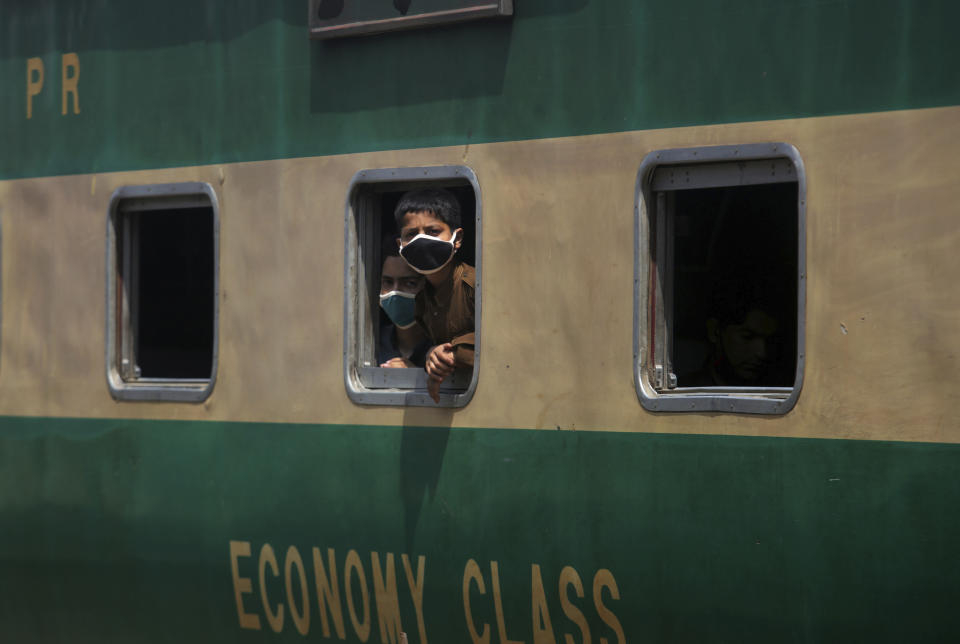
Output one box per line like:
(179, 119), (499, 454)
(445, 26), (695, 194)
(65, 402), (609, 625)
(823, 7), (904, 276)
(686, 269), (792, 387)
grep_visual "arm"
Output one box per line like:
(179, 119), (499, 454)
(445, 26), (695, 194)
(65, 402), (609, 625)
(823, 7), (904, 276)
(449, 332), (475, 368)
(380, 356), (417, 368)
(424, 333), (475, 402)
(425, 343), (455, 402)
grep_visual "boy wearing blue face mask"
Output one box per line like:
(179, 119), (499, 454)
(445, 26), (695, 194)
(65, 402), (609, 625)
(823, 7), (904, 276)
(377, 238), (428, 368)
(395, 188), (475, 403)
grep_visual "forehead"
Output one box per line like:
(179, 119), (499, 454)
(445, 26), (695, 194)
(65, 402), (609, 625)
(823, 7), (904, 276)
(400, 209), (448, 230)
(381, 255), (418, 278)
(740, 309), (778, 335)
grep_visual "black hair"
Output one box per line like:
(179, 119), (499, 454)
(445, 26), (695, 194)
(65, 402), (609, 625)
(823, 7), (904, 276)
(380, 235), (400, 261)
(393, 187), (461, 230)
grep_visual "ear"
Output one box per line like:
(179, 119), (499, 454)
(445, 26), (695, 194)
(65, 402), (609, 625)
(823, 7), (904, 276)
(396, 236), (402, 249)
(706, 318), (720, 344)
(452, 228), (463, 251)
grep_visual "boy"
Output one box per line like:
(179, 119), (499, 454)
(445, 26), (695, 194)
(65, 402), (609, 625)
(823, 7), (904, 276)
(377, 236), (427, 368)
(395, 188), (475, 402)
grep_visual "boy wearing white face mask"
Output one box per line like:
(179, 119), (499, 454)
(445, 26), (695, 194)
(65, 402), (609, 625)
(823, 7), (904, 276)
(395, 188), (475, 403)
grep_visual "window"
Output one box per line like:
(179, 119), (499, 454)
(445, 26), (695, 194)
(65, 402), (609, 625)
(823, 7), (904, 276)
(344, 166), (481, 406)
(106, 183), (219, 402)
(635, 144), (806, 414)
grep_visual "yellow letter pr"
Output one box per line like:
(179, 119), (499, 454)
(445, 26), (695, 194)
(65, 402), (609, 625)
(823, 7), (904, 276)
(61, 52), (80, 115)
(26, 57), (44, 119)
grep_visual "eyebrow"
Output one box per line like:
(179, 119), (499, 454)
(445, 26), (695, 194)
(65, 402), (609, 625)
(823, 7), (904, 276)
(402, 222), (444, 232)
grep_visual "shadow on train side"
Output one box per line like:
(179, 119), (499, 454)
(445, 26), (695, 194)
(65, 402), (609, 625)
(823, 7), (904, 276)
(305, 0), (588, 117)
(398, 404), (455, 552)
(399, 423), (450, 552)
(1, 0), (589, 61)
(518, 0), (590, 17)
(309, 18), (514, 112)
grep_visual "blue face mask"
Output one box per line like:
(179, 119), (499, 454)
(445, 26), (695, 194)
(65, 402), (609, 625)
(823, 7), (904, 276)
(379, 290), (417, 329)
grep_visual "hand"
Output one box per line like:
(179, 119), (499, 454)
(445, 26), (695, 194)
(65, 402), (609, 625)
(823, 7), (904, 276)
(425, 343), (455, 403)
(380, 357), (415, 368)
(425, 343), (456, 380)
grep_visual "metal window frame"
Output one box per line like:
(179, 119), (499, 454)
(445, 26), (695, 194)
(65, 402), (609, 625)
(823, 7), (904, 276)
(105, 182), (219, 402)
(343, 166), (481, 407)
(634, 143), (806, 415)
(0, 216), (4, 377)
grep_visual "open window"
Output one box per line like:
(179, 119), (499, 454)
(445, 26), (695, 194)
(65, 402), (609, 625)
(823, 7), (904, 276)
(106, 183), (218, 402)
(343, 166), (481, 407)
(635, 144), (805, 414)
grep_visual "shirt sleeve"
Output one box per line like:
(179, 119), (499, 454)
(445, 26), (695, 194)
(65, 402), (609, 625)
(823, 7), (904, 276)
(376, 324), (402, 365)
(450, 332), (475, 368)
(408, 339), (430, 368)
(450, 270), (476, 367)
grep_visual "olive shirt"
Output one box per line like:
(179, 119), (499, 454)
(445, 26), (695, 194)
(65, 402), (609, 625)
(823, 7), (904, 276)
(415, 262), (476, 367)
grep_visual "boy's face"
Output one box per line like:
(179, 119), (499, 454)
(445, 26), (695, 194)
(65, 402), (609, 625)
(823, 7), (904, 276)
(398, 210), (463, 250)
(380, 256), (423, 295)
(716, 308), (778, 382)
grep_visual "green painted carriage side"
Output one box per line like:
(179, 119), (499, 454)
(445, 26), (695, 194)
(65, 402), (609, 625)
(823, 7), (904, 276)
(1, 416), (958, 642)
(1, 0), (959, 179)
(3, 1), (959, 641)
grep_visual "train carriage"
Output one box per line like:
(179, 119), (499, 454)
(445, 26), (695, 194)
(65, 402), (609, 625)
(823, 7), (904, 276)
(1, 1), (959, 642)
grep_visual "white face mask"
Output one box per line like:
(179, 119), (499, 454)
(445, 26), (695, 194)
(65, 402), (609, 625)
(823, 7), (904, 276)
(399, 231), (459, 275)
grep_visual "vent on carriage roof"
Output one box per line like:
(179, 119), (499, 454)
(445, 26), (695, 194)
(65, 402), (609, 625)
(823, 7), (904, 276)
(309, 0), (512, 39)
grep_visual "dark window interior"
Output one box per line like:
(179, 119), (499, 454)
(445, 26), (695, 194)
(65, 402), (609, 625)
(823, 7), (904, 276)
(129, 207), (215, 379)
(365, 182), (477, 366)
(670, 182), (798, 387)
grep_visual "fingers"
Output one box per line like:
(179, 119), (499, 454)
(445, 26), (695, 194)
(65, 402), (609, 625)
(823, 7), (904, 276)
(425, 345), (455, 377)
(425, 343), (458, 402)
(429, 357), (455, 375)
(426, 344), (455, 374)
(436, 343), (456, 367)
(427, 364), (454, 380)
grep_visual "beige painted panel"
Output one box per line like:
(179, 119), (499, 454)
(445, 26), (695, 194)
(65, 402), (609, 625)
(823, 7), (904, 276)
(0, 106), (957, 442)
